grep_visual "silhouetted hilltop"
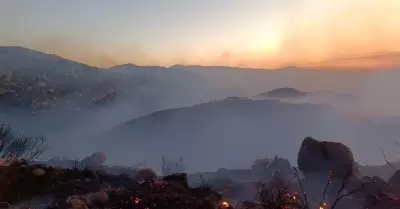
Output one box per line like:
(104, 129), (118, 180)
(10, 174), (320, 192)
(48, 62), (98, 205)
(259, 87), (308, 98)
(0, 46), (212, 114)
(108, 99), (334, 140)
(0, 46), (120, 110)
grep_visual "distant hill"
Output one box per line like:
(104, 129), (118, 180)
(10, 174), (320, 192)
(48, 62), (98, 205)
(94, 98), (400, 171)
(258, 87), (308, 98)
(0, 46), (223, 141)
(358, 161), (400, 181)
(0, 46), (120, 111)
(0, 46), (215, 114)
(96, 99), (348, 170)
(107, 99), (335, 139)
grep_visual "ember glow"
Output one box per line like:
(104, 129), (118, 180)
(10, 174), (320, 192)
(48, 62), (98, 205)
(319, 201), (328, 209)
(221, 201), (230, 208)
(130, 197), (140, 205)
(0, 158), (7, 167)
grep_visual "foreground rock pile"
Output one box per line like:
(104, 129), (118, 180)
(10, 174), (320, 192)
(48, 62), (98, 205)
(0, 160), (231, 209)
(3, 137), (400, 209)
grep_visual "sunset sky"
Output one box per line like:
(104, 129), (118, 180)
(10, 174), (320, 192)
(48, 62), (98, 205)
(1, 0), (399, 69)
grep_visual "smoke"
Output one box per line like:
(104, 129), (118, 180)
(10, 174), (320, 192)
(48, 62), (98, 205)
(355, 70), (400, 117)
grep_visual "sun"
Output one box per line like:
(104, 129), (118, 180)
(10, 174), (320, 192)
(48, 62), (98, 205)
(247, 26), (283, 54)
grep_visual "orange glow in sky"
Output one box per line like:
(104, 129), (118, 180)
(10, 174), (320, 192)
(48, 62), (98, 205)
(0, 0), (399, 69)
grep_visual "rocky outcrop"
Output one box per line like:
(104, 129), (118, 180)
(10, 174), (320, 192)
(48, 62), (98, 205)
(80, 152), (107, 169)
(0, 161), (228, 209)
(297, 137), (360, 180)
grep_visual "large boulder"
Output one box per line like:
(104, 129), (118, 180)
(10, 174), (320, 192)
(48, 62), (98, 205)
(81, 152), (107, 169)
(67, 199), (88, 209)
(297, 137), (360, 180)
(67, 191), (108, 208)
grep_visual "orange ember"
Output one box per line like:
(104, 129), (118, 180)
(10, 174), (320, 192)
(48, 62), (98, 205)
(134, 197), (140, 204)
(319, 201), (328, 209)
(131, 197), (140, 204)
(221, 201), (230, 208)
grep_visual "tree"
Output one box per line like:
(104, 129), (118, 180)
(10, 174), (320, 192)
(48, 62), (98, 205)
(0, 124), (47, 163)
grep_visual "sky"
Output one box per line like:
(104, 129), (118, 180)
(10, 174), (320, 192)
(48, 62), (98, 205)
(1, 0), (400, 69)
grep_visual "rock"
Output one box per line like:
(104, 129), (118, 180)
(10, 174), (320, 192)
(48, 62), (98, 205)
(32, 168), (46, 176)
(85, 191), (109, 206)
(67, 199), (88, 209)
(133, 168), (157, 181)
(67, 191), (109, 208)
(388, 170), (400, 188)
(163, 173), (189, 188)
(297, 137), (360, 180)
(81, 152), (107, 169)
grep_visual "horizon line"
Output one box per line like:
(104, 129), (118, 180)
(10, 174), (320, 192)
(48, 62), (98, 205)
(1, 45), (398, 72)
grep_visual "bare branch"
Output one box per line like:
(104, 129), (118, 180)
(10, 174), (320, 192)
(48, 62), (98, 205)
(396, 140), (400, 148)
(331, 180), (375, 209)
(293, 167), (309, 209)
(0, 124), (47, 162)
(321, 169), (333, 206)
(330, 164), (374, 209)
(380, 148), (397, 171)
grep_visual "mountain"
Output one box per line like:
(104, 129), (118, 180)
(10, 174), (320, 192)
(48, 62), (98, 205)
(0, 46), (225, 147)
(258, 87), (308, 98)
(178, 65), (372, 97)
(0, 46), (224, 114)
(95, 99), (342, 171)
(0, 46), (375, 114)
(0, 46), (118, 111)
(2, 46), (399, 168)
(105, 99), (336, 141)
(95, 98), (400, 172)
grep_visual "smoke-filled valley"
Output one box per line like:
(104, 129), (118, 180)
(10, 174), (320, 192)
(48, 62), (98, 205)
(2, 46), (400, 168)
(2, 46), (400, 209)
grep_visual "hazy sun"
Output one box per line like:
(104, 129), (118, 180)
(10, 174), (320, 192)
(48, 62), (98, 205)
(243, 16), (284, 55)
(249, 32), (282, 53)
